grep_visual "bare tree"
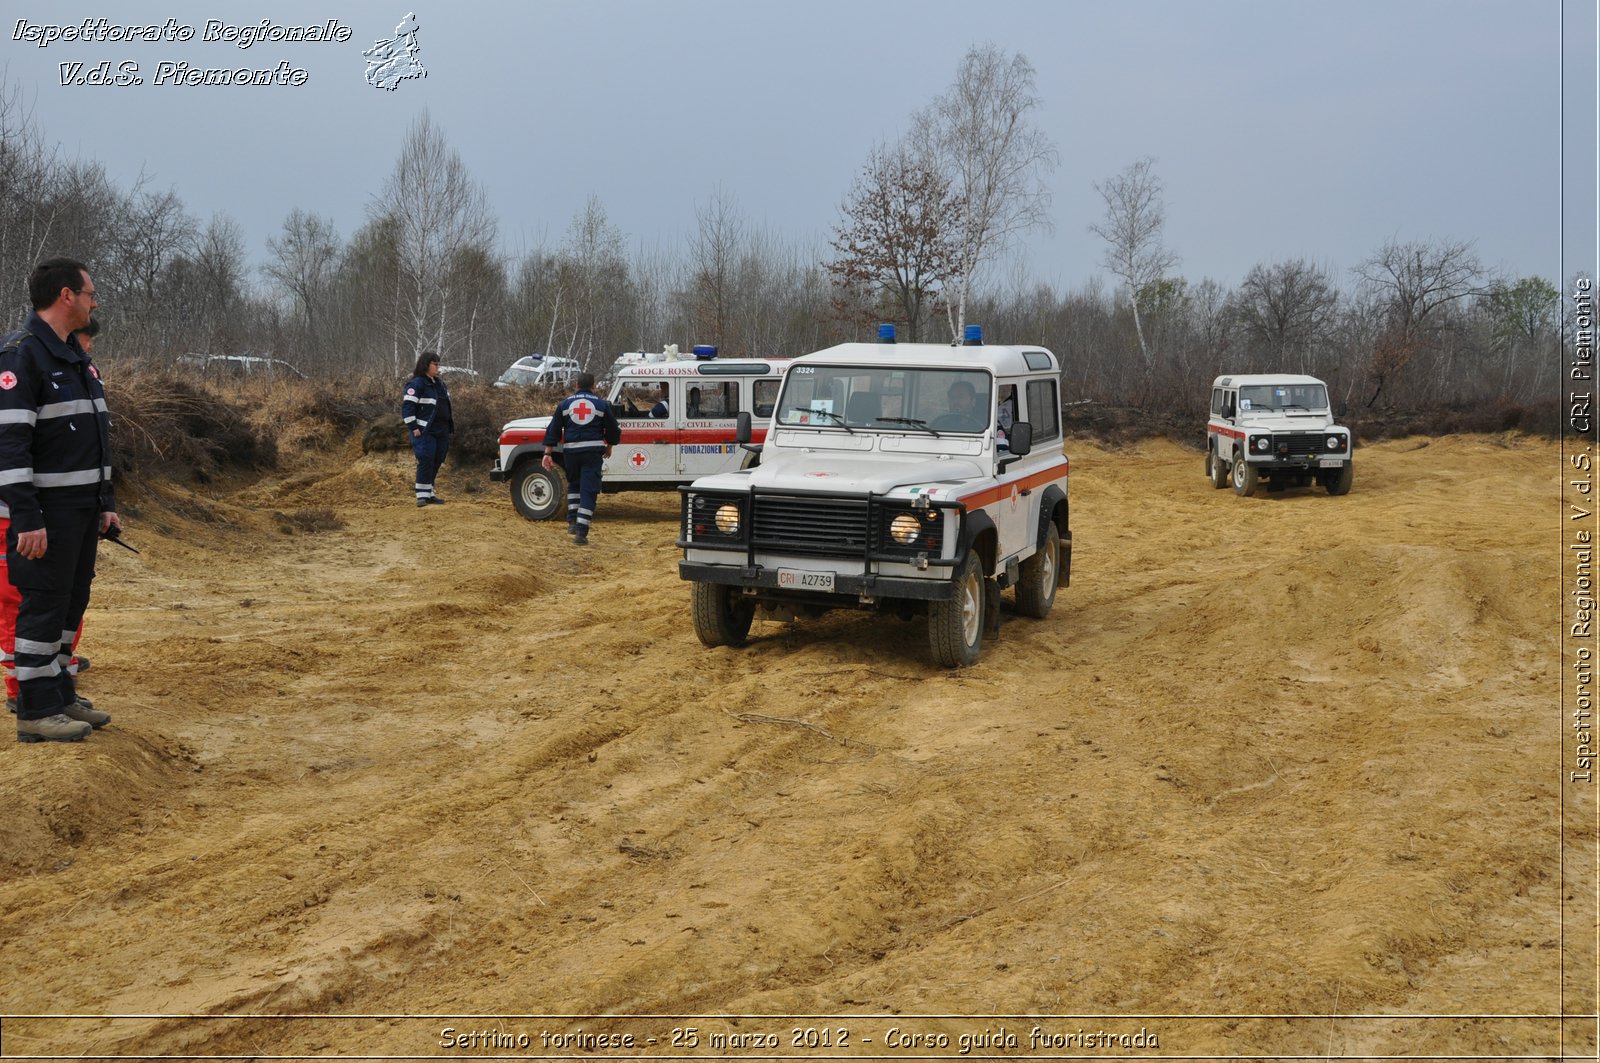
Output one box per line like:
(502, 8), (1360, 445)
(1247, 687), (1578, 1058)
(373, 110), (496, 372)
(264, 208), (339, 339)
(689, 187), (743, 349)
(1089, 156), (1179, 369)
(1352, 237), (1487, 406)
(187, 212), (250, 352)
(1231, 259), (1339, 374)
(558, 196), (630, 370)
(827, 140), (957, 341)
(914, 44), (1057, 340)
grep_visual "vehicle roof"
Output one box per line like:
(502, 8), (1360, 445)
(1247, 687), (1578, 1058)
(795, 341), (1058, 376)
(612, 356), (793, 379)
(1213, 373), (1327, 387)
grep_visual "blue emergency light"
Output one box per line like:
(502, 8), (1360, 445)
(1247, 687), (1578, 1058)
(692, 344), (717, 359)
(878, 323), (897, 343)
(963, 324), (983, 346)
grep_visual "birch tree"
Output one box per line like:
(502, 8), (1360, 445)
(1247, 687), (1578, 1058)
(1089, 156), (1178, 369)
(914, 44), (1057, 340)
(373, 110), (496, 372)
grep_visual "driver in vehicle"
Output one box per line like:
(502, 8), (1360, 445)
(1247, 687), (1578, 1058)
(933, 380), (986, 432)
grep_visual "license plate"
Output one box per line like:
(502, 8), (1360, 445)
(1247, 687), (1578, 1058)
(778, 568), (834, 591)
(1318, 457), (1344, 468)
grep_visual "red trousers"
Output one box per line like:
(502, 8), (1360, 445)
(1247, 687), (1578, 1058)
(0, 516), (85, 701)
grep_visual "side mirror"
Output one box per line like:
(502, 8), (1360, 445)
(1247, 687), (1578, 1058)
(1006, 421), (1033, 457)
(736, 411), (752, 445)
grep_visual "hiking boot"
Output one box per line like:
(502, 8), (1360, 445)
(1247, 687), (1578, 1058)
(573, 532), (589, 546)
(60, 698), (110, 729)
(17, 713), (92, 743)
(416, 498), (429, 507)
(427, 496), (446, 504)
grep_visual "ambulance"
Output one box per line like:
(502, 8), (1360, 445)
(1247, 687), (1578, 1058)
(490, 348), (792, 520)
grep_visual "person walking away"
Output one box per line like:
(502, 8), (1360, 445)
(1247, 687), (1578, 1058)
(0, 258), (118, 742)
(401, 351), (454, 506)
(541, 372), (620, 545)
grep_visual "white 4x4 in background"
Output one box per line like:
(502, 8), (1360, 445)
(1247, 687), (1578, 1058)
(678, 332), (1070, 667)
(1206, 374), (1353, 497)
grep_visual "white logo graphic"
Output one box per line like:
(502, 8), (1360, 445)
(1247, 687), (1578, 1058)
(568, 399), (597, 425)
(364, 13), (426, 91)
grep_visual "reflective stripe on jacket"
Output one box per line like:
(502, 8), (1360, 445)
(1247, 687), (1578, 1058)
(0, 314), (116, 533)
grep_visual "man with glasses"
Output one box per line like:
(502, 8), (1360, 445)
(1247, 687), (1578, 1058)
(0, 257), (119, 742)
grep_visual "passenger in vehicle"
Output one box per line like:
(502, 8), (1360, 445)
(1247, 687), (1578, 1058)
(649, 384), (669, 418)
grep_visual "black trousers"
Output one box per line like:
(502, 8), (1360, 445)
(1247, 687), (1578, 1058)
(7, 507), (97, 720)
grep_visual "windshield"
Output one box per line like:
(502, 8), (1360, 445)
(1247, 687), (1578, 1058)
(776, 365), (992, 433)
(497, 366), (539, 386)
(1239, 383), (1329, 412)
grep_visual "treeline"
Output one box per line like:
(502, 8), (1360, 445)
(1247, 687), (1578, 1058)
(0, 78), (1568, 425)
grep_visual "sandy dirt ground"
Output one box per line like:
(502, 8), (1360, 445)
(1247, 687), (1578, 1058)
(0, 433), (1592, 1061)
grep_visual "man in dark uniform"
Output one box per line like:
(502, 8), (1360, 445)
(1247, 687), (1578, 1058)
(0, 258), (118, 743)
(541, 372), (620, 546)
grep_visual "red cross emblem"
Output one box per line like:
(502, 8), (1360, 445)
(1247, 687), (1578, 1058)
(628, 449), (649, 469)
(0, 371), (15, 390)
(88, 366), (100, 380)
(569, 399), (596, 424)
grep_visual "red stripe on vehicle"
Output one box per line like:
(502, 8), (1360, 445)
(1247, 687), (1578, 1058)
(955, 461), (1069, 510)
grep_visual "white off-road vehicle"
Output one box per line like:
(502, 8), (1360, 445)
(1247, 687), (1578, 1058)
(490, 353), (792, 519)
(1205, 374), (1353, 496)
(677, 328), (1070, 668)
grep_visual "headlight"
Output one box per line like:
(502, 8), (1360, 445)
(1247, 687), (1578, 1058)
(1326, 435), (1345, 451)
(889, 512), (921, 545)
(1253, 436), (1270, 453)
(715, 504), (741, 534)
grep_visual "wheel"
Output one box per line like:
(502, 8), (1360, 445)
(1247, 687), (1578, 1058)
(510, 461), (565, 520)
(1208, 449), (1229, 489)
(1231, 451), (1258, 496)
(1014, 522), (1060, 619)
(1326, 461), (1353, 496)
(691, 581), (754, 647)
(929, 552), (984, 667)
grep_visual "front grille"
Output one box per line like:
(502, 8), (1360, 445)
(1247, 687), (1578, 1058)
(1273, 434), (1324, 456)
(753, 495), (869, 553)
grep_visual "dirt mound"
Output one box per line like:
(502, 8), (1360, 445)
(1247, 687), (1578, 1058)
(0, 434), (1587, 1061)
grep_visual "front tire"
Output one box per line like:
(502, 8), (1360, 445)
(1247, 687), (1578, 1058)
(929, 552), (984, 668)
(691, 582), (755, 648)
(1326, 461), (1353, 496)
(1232, 452), (1258, 496)
(1209, 449), (1229, 489)
(511, 461), (566, 521)
(1014, 522), (1060, 619)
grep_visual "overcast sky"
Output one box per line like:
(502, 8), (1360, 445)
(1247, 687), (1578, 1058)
(2, 0), (1595, 297)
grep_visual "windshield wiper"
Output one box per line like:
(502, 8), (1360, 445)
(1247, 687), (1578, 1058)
(876, 416), (941, 437)
(786, 406), (854, 434)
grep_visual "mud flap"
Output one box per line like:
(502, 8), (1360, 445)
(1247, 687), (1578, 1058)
(983, 577), (1001, 639)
